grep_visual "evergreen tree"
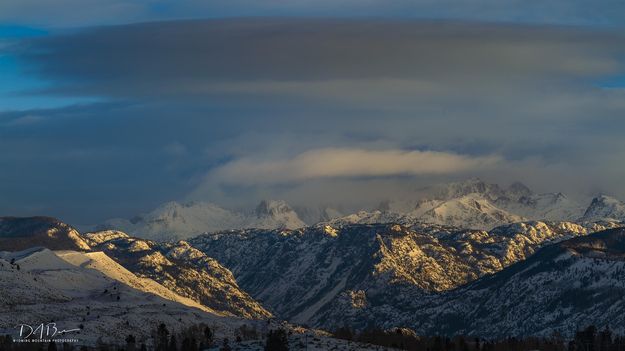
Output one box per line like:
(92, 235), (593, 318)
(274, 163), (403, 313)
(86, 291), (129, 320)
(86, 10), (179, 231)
(333, 326), (353, 341)
(156, 323), (169, 351)
(1, 334), (13, 351)
(168, 334), (177, 351)
(203, 326), (214, 347)
(599, 326), (612, 351)
(181, 337), (198, 351)
(220, 337), (232, 351)
(265, 329), (289, 351)
(125, 334), (136, 351)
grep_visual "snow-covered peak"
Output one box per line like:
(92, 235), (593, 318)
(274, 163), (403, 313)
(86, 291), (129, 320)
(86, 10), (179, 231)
(416, 193), (525, 229)
(96, 199), (306, 240)
(330, 193), (525, 230)
(428, 178), (506, 201)
(153, 200), (229, 216)
(293, 205), (344, 224)
(255, 199), (293, 217)
(253, 199), (306, 230)
(581, 195), (625, 222)
(93, 179), (618, 239)
(429, 178), (536, 203)
(500, 191), (584, 221)
(338, 180), (588, 229)
(506, 181), (532, 200)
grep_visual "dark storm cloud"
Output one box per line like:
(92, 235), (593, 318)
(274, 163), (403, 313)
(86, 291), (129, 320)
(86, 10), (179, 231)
(17, 20), (625, 151)
(20, 19), (624, 98)
(3, 19), (625, 221)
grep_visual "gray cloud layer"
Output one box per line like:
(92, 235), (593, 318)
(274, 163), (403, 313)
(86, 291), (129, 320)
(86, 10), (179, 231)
(2, 0), (625, 27)
(23, 20), (623, 93)
(3, 19), (625, 221)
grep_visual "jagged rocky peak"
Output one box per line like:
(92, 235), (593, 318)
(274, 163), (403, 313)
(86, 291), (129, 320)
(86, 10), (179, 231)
(82, 229), (130, 245)
(255, 199), (296, 217)
(0, 216), (90, 251)
(506, 181), (533, 199)
(295, 205), (344, 224)
(254, 199), (306, 229)
(430, 178), (506, 200)
(428, 178), (539, 203)
(151, 200), (232, 220)
(582, 194), (625, 222)
(96, 199), (307, 240)
(377, 200), (391, 212)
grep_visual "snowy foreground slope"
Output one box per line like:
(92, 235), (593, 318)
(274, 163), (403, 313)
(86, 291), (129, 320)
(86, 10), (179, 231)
(189, 220), (622, 329)
(0, 218), (391, 349)
(82, 230), (271, 319)
(0, 247), (243, 345)
(0, 216), (267, 320)
(0, 248), (384, 350)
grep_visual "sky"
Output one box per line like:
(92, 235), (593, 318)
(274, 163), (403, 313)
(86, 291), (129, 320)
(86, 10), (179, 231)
(1, 1), (625, 223)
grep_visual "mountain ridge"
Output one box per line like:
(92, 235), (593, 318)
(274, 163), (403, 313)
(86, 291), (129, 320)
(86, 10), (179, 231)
(189, 219), (623, 329)
(92, 179), (625, 239)
(0, 217), (270, 320)
(94, 199), (307, 240)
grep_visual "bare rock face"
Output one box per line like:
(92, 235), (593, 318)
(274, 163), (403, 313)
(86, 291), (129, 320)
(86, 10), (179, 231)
(189, 220), (621, 329)
(389, 227), (625, 338)
(581, 195), (625, 222)
(83, 231), (272, 319)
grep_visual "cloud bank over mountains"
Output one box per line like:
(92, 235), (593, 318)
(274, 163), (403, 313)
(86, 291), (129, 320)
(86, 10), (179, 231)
(1, 19), (625, 221)
(208, 148), (501, 186)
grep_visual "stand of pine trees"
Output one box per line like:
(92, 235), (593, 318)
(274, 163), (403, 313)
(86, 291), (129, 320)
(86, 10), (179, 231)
(332, 325), (625, 351)
(4, 324), (625, 351)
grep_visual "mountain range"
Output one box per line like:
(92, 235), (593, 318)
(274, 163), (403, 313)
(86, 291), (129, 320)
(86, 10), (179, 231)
(363, 227), (625, 337)
(0, 217), (385, 350)
(94, 199), (307, 240)
(93, 179), (625, 240)
(3, 178), (625, 346)
(4, 215), (624, 341)
(189, 220), (622, 332)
